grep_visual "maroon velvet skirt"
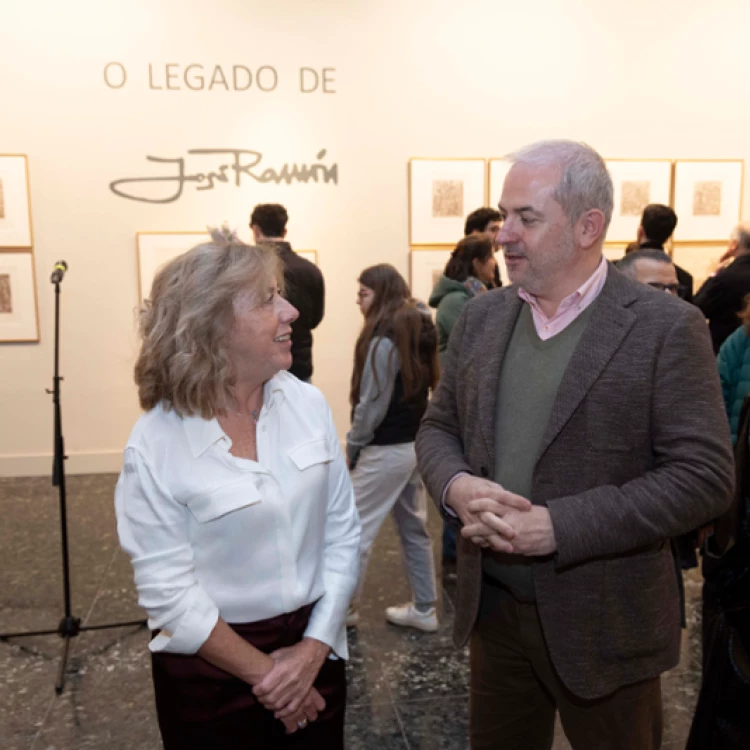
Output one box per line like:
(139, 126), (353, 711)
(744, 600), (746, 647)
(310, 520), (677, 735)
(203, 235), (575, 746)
(150, 603), (346, 750)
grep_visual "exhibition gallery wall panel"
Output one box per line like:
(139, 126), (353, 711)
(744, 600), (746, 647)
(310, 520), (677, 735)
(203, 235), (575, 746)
(2, 0), (750, 475)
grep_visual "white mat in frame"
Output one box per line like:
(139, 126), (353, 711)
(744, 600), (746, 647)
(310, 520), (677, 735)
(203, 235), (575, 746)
(409, 159), (486, 245)
(672, 160), (743, 242)
(0, 251), (39, 342)
(0, 154), (33, 248)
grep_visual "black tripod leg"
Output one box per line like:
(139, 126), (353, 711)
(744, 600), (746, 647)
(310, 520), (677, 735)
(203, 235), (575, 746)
(55, 635), (71, 694)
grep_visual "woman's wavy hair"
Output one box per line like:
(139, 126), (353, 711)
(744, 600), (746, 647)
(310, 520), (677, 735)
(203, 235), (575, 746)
(134, 227), (283, 418)
(350, 264), (439, 407)
(443, 235), (494, 282)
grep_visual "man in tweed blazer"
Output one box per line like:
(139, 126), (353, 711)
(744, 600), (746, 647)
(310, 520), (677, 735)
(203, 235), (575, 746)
(416, 140), (733, 750)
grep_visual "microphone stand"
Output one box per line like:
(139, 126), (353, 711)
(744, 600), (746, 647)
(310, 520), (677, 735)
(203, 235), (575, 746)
(0, 265), (146, 694)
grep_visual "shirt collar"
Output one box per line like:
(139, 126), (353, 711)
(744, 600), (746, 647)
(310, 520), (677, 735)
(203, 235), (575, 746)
(518, 255), (608, 321)
(181, 373), (288, 458)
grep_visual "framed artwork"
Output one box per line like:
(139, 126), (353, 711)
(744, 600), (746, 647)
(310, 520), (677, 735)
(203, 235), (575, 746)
(604, 160), (672, 243)
(136, 232), (208, 302)
(409, 159), (486, 245)
(672, 243), (729, 291)
(672, 160), (744, 242)
(295, 249), (318, 265)
(0, 252), (39, 343)
(0, 154), (33, 248)
(488, 158), (513, 207)
(409, 248), (452, 308)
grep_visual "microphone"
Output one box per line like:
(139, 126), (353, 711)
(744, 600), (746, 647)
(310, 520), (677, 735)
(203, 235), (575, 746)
(50, 260), (68, 284)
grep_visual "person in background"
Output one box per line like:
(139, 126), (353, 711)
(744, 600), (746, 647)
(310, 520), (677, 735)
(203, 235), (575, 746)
(695, 223), (750, 353)
(430, 235), (497, 367)
(717, 293), (750, 444)
(416, 140), (733, 750)
(632, 204), (694, 302)
(429, 235), (497, 566)
(346, 264), (440, 632)
(250, 203), (325, 382)
(115, 229), (360, 750)
(616, 249), (681, 295)
(465, 207), (504, 288)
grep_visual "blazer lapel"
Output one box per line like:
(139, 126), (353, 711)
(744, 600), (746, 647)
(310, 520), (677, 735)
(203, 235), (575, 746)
(478, 291), (524, 472)
(536, 267), (637, 463)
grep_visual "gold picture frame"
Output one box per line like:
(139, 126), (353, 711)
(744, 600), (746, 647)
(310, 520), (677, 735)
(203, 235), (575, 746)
(672, 160), (744, 242)
(409, 158), (486, 246)
(0, 251), (40, 343)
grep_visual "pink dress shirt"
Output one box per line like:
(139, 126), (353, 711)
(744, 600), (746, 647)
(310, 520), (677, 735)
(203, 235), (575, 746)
(518, 255), (608, 340)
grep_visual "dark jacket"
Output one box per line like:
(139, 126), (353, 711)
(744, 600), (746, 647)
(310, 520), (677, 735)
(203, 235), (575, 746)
(695, 253), (750, 354)
(718, 324), (750, 444)
(269, 241), (325, 381)
(638, 240), (694, 303)
(416, 264), (733, 700)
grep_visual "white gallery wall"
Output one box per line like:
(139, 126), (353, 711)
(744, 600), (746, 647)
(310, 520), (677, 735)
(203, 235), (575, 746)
(1, 0), (749, 476)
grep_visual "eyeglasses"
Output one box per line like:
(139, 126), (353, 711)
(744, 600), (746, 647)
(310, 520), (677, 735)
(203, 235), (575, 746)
(647, 282), (682, 295)
(356, 290), (373, 299)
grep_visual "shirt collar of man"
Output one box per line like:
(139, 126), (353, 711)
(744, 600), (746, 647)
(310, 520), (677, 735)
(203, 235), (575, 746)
(181, 374), (287, 458)
(518, 255), (608, 324)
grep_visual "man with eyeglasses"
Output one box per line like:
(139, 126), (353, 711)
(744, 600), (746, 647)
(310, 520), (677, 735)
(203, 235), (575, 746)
(616, 249), (682, 296)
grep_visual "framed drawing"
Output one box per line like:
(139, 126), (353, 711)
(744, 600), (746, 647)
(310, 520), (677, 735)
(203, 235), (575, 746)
(409, 248), (452, 309)
(672, 160), (743, 242)
(604, 160), (672, 243)
(136, 232), (208, 302)
(295, 249), (318, 265)
(0, 154), (33, 248)
(409, 159), (486, 245)
(0, 252), (39, 343)
(672, 243), (728, 291)
(488, 158), (513, 207)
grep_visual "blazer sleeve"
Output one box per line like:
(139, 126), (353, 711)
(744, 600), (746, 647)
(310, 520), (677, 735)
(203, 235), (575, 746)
(548, 303), (735, 568)
(416, 304), (475, 507)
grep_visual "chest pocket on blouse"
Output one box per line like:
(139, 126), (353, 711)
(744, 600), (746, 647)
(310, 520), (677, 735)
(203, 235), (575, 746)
(187, 480), (262, 524)
(288, 437), (333, 471)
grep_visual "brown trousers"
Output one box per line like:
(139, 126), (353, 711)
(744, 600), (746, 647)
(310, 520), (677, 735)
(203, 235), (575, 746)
(151, 604), (346, 750)
(470, 582), (662, 750)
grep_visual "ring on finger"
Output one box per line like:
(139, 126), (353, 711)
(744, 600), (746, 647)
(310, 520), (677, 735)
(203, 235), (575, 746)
(297, 718), (308, 729)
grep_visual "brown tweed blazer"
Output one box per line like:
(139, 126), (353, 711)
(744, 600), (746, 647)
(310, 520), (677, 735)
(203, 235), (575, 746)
(416, 263), (734, 700)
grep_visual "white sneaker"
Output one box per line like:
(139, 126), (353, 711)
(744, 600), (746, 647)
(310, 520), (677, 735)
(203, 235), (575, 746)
(385, 603), (438, 632)
(345, 607), (359, 628)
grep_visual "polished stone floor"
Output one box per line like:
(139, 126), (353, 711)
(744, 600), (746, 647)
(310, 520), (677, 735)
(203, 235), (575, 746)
(0, 474), (703, 749)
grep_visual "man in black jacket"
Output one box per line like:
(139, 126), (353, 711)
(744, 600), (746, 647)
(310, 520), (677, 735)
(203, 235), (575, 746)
(250, 203), (325, 381)
(695, 223), (750, 353)
(465, 207), (504, 288)
(633, 204), (694, 303)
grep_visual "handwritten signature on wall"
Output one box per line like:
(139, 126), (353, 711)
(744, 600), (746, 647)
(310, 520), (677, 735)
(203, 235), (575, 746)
(109, 149), (338, 203)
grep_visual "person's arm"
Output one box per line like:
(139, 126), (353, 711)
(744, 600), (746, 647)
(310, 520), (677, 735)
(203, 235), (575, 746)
(253, 400), (360, 717)
(694, 274), (726, 319)
(717, 330), (741, 425)
(547, 304), (735, 569)
(346, 337), (399, 464)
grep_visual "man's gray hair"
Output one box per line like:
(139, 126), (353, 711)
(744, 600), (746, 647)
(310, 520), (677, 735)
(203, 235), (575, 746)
(507, 140), (614, 233)
(616, 249), (674, 279)
(732, 223), (750, 253)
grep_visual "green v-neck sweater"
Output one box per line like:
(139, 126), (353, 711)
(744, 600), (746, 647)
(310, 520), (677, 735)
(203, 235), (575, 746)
(483, 302), (596, 601)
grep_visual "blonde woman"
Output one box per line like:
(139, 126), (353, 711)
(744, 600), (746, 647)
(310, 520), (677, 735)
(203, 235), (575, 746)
(115, 229), (360, 750)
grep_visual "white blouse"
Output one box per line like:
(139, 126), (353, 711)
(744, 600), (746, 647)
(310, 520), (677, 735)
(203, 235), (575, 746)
(114, 372), (360, 659)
